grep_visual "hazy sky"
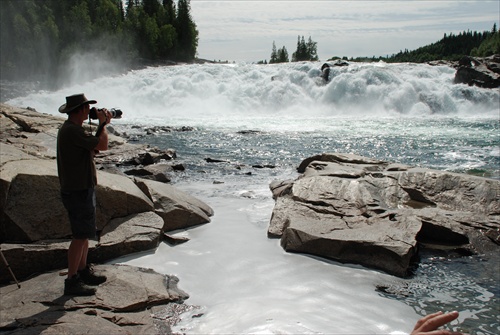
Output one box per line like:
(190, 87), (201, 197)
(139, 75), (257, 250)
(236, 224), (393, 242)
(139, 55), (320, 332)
(189, 0), (499, 62)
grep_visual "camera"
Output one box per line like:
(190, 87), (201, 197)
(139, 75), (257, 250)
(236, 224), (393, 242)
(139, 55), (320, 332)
(89, 107), (123, 120)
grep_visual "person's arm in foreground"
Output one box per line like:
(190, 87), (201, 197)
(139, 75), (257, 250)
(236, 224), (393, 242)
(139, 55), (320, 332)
(411, 311), (466, 335)
(94, 108), (111, 151)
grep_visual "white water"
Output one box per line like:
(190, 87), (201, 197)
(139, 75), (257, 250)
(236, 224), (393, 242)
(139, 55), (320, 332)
(7, 61), (499, 127)
(6, 61), (499, 334)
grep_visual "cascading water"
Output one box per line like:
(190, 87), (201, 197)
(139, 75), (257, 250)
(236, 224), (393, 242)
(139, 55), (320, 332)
(5, 61), (499, 334)
(7, 61), (499, 121)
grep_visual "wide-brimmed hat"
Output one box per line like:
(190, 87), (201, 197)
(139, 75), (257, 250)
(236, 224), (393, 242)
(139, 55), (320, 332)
(58, 93), (97, 114)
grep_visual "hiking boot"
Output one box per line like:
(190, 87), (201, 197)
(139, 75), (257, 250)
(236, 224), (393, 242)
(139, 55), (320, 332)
(64, 274), (96, 296)
(78, 264), (107, 286)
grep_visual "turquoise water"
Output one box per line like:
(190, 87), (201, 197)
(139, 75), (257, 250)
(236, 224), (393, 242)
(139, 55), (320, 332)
(128, 117), (500, 182)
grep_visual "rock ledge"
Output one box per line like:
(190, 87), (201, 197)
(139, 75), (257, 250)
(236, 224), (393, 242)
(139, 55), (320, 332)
(269, 153), (499, 277)
(0, 264), (192, 334)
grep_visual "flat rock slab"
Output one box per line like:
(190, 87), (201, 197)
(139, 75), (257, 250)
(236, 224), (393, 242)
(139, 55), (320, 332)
(269, 153), (500, 277)
(0, 264), (189, 334)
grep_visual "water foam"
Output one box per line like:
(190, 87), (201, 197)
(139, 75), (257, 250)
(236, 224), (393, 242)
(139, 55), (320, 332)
(6, 62), (499, 128)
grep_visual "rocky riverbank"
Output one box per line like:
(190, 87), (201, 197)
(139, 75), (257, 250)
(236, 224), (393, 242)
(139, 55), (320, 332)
(0, 104), (214, 283)
(0, 103), (212, 333)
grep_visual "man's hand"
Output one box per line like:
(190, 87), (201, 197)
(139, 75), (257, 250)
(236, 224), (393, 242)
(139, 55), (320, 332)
(97, 108), (111, 125)
(411, 311), (466, 335)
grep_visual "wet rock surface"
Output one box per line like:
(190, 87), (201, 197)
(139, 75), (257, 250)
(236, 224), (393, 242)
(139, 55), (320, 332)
(269, 153), (499, 277)
(0, 264), (191, 334)
(454, 55), (500, 88)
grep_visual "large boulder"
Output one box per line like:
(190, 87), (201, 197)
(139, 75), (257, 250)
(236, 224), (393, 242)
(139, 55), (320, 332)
(269, 153), (499, 277)
(1, 159), (65, 242)
(0, 264), (190, 334)
(95, 211), (165, 261)
(454, 55), (500, 88)
(136, 179), (214, 231)
(0, 156), (155, 242)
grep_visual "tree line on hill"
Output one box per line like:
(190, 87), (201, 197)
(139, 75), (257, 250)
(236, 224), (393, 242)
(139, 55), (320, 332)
(0, 0), (198, 82)
(262, 24), (498, 64)
(338, 24), (499, 63)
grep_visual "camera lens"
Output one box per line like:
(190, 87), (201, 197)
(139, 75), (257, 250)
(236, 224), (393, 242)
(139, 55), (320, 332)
(110, 109), (122, 119)
(89, 107), (122, 119)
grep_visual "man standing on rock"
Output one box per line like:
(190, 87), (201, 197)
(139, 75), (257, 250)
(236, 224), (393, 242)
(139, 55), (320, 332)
(57, 93), (110, 296)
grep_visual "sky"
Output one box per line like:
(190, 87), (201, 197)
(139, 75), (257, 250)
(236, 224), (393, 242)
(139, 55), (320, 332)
(189, 0), (499, 62)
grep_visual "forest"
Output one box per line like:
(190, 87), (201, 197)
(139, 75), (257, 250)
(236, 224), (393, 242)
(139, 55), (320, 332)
(0, 0), (198, 81)
(265, 24), (499, 64)
(345, 24), (499, 63)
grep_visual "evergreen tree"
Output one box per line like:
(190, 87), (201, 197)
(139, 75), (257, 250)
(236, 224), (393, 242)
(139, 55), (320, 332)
(163, 0), (176, 25)
(270, 41), (278, 63)
(126, 0), (134, 13)
(291, 35), (318, 61)
(472, 30), (500, 57)
(278, 46), (289, 62)
(0, 0), (60, 79)
(88, 0), (124, 35)
(292, 35), (305, 61)
(175, 0), (198, 60)
(306, 36), (318, 61)
(143, 0), (160, 17)
(157, 23), (177, 58)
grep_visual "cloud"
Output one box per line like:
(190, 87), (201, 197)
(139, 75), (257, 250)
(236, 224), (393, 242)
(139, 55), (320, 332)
(191, 0), (499, 61)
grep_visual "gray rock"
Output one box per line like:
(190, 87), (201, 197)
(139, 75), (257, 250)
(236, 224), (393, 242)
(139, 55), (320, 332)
(1, 159), (67, 242)
(297, 152), (386, 173)
(95, 211), (165, 261)
(124, 163), (174, 182)
(94, 142), (175, 167)
(136, 179), (214, 231)
(454, 55), (500, 88)
(95, 171), (155, 228)
(0, 264), (189, 334)
(269, 153), (499, 277)
(0, 212), (165, 283)
(0, 159), (155, 242)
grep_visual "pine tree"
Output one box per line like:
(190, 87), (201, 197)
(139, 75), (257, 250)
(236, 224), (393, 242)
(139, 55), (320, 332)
(270, 41), (278, 63)
(278, 46), (289, 62)
(176, 0), (198, 60)
(306, 36), (318, 61)
(143, 0), (160, 17)
(291, 35), (317, 61)
(162, 0), (176, 25)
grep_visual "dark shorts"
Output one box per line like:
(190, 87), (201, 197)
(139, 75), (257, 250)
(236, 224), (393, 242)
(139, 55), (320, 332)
(61, 189), (96, 239)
